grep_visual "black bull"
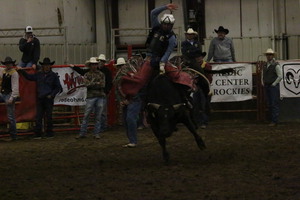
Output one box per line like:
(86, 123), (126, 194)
(146, 75), (206, 162)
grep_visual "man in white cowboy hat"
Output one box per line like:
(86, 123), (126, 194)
(145, 3), (178, 74)
(97, 54), (112, 133)
(262, 48), (282, 126)
(181, 28), (203, 65)
(17, 57), (62, 138)
(76, 57), (106, 139)
(0, 56), (19, 140)
(71, 54), (113, 133)
(207, 26), (236, 63)
(18, 26), (40, 69)
(114, 57), (142, 148)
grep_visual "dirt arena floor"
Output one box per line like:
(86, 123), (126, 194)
(0, 120), (300, 200)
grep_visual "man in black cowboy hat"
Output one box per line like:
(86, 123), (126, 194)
(17, 57), (62, 139)
(0, 57), (19, 140)
(207, 26), (236, 63)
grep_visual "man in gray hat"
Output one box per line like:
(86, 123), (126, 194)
(207, 26), (236, 63)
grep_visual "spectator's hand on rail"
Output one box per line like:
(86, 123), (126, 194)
(69, 64), (74, 68)
(166, 3), (178, 11)
(15, 66), (22, 71)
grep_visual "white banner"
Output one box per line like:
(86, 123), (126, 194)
(53, 67), (87, 106)
(211, 63), (253, 102)
(279, 61), (300, 98)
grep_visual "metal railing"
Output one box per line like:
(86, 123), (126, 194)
(110, 27), (183, 59)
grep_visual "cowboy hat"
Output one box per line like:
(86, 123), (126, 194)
(1, 57), (16, 65)
(97, 54), (106, 61)
(264, 48), (276, 55)
(86, 57), (99, 65)
(116, 57), (126, 66)
(214, 26), (229, 34)
(185, 28), (198, 35)
(39, 57), (55, 65)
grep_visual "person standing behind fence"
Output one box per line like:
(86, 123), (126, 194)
(17, 57), (62, 139)
(181, 28), (202, 66)
(75, 57), (106, 139)
(0, 57), (19, 140)
(97, 54), (113, 133)
(207, 26), (236, 63)
(18, 26), (40, 69)
(191, 51), (213, 129)
(262, 48), (282, 126)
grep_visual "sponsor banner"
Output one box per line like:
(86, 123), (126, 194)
(52, 67), (87, 106)
(211, 63), (253, 102)
(279, 61), (300, 98)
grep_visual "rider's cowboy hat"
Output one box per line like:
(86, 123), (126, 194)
(214, 26), (229, 35)
(1, 57), (16, 65)
(39, 57), (55, 65)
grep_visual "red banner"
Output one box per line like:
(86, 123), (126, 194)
(0, 68), (37, 123)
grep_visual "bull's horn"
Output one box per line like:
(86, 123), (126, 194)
(173, 103), (184, 110)
(148, 103), (161, 109)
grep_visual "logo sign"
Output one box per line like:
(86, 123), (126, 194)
(52, 67), (87, 106)
(280, 63), (300, 98)
(211, 63), (253, 102)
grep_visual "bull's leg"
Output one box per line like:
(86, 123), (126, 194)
(158, 136), (170, 163)
(183, 116), (206, 150)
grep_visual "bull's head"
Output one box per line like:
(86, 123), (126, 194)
(147, 103), (185, 137)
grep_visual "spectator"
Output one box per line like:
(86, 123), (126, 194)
(75, 57), (106, 139)
(114, 58), (142, 148)
(191, 51), (213, 129)
(18, 26), (40, 69)
(181, 28), (202, 65)
(262, 48), (282, 126)
(0, 57), (19, 140)
(70, 54), (113, 133)
(207, 26), (236, 63)
(17, 57), (62, 139)
(97, 54), (113, 132)
(146, 3), (178, 75)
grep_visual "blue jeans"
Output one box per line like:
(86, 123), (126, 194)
(265, 84), (280, 123)
(79, 97), (106, 136)
(18, 61), (34, 68)
(123, 99), (142, 144)
(35, 97), (54, 136)
(0, 93), (17, 138)
(193, 88), (210, 126)
(100, 97), (108, 132)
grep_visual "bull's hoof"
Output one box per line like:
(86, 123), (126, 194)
(197, 139), (206, 150)
(163, 152), (170, 163)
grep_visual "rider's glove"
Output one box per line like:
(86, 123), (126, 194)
(159, 62), (166, 74)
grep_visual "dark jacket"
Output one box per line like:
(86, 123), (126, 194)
(18, 70), (62, 98)
(19, 36), (40, 64)
(181, 40), (202, 60)
(72, 66), (113, 95)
